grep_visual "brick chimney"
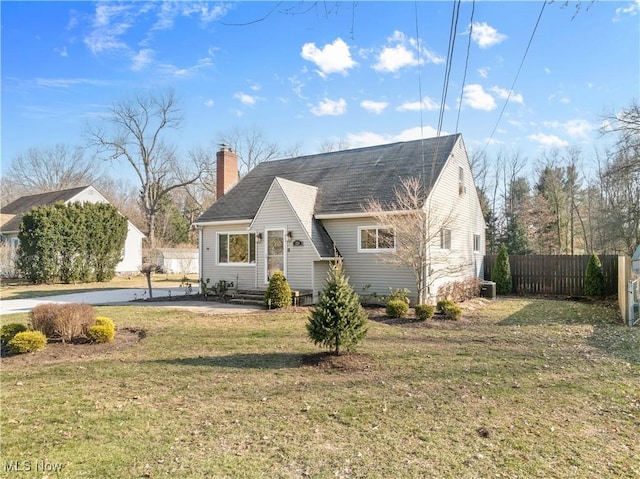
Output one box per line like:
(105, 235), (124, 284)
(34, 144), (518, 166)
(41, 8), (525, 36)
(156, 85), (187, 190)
(216, 145), (239, 200)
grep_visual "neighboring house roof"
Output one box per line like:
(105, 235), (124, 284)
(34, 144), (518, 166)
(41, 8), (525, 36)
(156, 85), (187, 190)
(197, 134), (461, 224)
(0, 185), (145, 238)
(0, 186), (95, 234)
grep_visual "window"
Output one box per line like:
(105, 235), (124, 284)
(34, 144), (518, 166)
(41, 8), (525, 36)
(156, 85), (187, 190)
(458, 166), (465, 195)
(358, 227), (395, 252)
(440, 228), (451, 250)
(473, 234), (481, 252)
(218, 233), (256, 264)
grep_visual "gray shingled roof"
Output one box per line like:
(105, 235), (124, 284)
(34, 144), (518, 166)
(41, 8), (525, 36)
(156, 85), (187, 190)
(197, 134), (460, 223)
(0, 186), (91, 233)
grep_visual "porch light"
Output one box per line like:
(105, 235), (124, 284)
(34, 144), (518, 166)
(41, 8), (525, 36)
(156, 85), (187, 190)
(287, 231), (293, 242)
(256, 232), (263, 243)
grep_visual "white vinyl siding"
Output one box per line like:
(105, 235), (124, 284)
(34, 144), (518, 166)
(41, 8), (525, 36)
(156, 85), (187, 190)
(425, 136), (485, 294)
(322, 217), (415, 301)
(250, 180), (320, 290)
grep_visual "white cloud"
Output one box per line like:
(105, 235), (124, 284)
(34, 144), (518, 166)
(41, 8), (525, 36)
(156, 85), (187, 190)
(347, 126), (442, 148)
(542, 119), (591, 138)
(301, 38), (356, 77)
(153, 2), (229, 30)
(204, 99), (215, 108)
(360, 100), (389, 114)
(234, 92), (256, 106)
(559, 97), (571, 104)
(564, 119), (591, 138)
(55, 46), (68, 57)
(35, 78), (107, 88)
(528, 133), (569, 148)
(372, 30), (443, 73)
(131, 48), (154, 71)
(84, 4), (133, 54)
(471, 22), (507, 49)
(462, 84), (496, 111)
(614, 0), (640, 21)
(478, 67), (489, 79)
(157, 56), (213, 77)
(397, 97), (440, 112)
(311, 98), (347, 116)
(491, 86), (524, 105)
(544, 67), (551, 74)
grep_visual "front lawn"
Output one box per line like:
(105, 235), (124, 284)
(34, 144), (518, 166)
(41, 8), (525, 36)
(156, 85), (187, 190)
(1, 298), (638, 478)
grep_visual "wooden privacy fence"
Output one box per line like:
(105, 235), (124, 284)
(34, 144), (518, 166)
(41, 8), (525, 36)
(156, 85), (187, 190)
(483, 255), (618, 296)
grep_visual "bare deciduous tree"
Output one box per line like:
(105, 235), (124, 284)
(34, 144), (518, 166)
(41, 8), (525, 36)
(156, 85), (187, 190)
(2, 144), (101, 205)
(365, 177), (458, 304)
(87, 89), (206, 249)
(218, 124), (280, 176)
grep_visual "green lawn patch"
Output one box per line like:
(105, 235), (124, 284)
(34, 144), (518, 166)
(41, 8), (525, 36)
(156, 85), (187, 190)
(1, 298), (638, 478)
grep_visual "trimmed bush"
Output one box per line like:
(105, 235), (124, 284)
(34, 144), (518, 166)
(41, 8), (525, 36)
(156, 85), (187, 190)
(1, 323), (28, 344)
(30, 303), (96, 342)
(414, 304), (435, 321)
(264, 271), (292, 308)
(87, 317), (116, 343)
(437, 299), (462, 320)
(307, 259), (368, 354)
(492, 244), (512, 295)
(387, 288), (411, 305)
(8, 331), (47, 354)
(584, 253), (606, 297)
(386, 299), (409, 318)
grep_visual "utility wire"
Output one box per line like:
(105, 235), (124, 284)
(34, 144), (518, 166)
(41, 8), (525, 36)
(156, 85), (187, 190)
(455, 0), (476, 133)
(479, 0), (547, 157)
(430, 0), (462, 188)
(414, 0), (426, 183)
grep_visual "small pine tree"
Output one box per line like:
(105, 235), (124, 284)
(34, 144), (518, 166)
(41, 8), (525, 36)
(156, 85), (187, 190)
(307, 260), (368, 355)
(492, 243), (512, 295)
(584, 253), (606, 297)
(264, 271), (292, 308)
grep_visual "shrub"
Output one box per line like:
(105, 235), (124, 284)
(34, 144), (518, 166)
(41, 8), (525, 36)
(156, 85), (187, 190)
(307, 259), (368, 354)
(386, 299), (409, 318)
(1, 323), (28, 344)
(8, 331), (47, 354)
(492, 244), (512, 295)
(436, 299), (462, 320)
(30, 303), (96, 342)
(264, 271), (292, 308)
(387, 288), (410, 305)
(437, 277), (482, 303)
(414, 304), (435, 321)
(88, 317), (116, 343)
(584, 253), (606, 297)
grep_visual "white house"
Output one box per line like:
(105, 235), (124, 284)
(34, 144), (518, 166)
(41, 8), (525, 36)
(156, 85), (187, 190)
(0, 185), (144, 275)
(194, 134), (486, 303)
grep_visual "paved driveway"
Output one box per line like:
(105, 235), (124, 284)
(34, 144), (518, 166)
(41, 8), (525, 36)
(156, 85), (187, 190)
(0, 288), (262, 316)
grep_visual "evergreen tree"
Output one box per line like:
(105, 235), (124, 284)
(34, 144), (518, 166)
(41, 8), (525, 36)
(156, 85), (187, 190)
(492, 243), (513, 294)
(307, 259), (368, 355)
(584, 253), (606, 297)
(504, 214), (531, 255)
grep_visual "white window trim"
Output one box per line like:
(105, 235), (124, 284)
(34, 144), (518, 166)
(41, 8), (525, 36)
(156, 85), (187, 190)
(473, 233), (481, 253)
(357, 226), (396, 253)
(440, 228), (452, 251)
(264, 228), (287, 284)
(217, 231), (256, 266)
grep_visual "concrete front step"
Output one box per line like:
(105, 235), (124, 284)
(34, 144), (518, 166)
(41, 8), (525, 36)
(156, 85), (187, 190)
(228, 297), (265, 307)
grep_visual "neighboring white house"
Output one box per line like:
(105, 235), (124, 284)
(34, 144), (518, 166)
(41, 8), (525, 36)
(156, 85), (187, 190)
(0, 185), (144, 275)
(152, 248), (199, 275)
(194, 134), (486, 303)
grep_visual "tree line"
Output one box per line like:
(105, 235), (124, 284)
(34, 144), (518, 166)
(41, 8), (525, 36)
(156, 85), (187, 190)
(472, 100), (640, 257)
(2, 89), (638, 257)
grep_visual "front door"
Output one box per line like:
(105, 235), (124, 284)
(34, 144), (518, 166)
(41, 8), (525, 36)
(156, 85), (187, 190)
(266, 229), (285, 283)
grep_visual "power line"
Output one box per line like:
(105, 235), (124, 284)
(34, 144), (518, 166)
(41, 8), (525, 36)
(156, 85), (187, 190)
(430, 0), (462, 188)
(479, 0), (547, 158)
(455, 0), (476, 133)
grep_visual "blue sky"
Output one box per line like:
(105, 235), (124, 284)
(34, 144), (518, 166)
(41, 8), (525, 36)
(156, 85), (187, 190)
(2, 1), (639, 179)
